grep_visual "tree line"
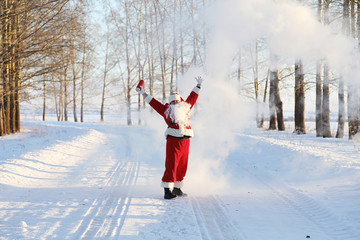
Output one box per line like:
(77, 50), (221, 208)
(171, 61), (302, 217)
(0, 0), (88, 136)
(1, 0), (360, 140)
(253, 0), (360, 140)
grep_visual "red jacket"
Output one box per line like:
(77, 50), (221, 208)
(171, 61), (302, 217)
(145, 86), (200, 138)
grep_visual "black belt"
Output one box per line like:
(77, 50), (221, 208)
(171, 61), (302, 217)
(167, 135), (190, 139)
(167, 121), (176, 126)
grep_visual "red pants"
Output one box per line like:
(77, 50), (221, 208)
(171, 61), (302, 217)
(162, 136), (190, 183)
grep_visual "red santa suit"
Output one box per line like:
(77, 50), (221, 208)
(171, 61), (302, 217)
(144, 86), (200, 189)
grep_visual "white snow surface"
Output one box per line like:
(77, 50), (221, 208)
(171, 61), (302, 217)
(1, 120), (360, 240)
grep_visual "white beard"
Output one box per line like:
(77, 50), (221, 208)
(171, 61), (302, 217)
(165, 102), (191, 134)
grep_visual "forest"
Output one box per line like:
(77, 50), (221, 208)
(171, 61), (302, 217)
(1, 0), (360, 139)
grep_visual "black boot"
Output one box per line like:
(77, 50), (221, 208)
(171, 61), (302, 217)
(172, 187), (187, 197)
(164, 188), (177, 199)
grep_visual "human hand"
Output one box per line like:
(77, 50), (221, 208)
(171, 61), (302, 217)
(195, 76), (204, 85)
(136, 86), (145, 94)
(136, 80), (145, 94)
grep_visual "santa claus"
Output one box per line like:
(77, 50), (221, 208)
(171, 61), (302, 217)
(136, 76), (203, 199)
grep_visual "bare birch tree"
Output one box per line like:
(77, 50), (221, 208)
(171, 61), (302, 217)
(100, 14), (111, 123)
(316, 0), (323, 137)
(269, 69), (277, 130)
(153, 1), (168, 102)
(322, 0), (332, 138)
(294, 59), (305, 134)
(269, 53), (284, 131)
(253, 41), (261, 128)
(348, 0), (360, 139)
(336, 0), (350, 138)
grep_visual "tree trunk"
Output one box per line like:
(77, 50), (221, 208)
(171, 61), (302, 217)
(170, 0), (178, 93)
(64, 65), (68, 121)
(179, 2), (185, 75)
(100, 27), (109, 122)
(10, 0), (17, 133)
(350, 0), (355, 37)
(348, 91), (360, 139)
(145, 1), (154, 97)
(322, 63), (332, 137)
(73, 62), (78, 123)
(80, 31), (86, 123)
(269, 69), (277, 130)
(100, 76), (106, 122)
(336, 76), (345, 138)
(153, 1), (168, 102)
(316, 0), (323, 137)
(269, 53), (284, 131)
(316, 61), (323, 137)
(348, 1), (360, 139)
(321, 0), (331, 138)
(254, 42), (261, 128)
(294, 59), (306, 134)
(71, 44), (78, 123)
(14, 4), (20, 132)
(125, 2), (132, 125)
(190, 1), (197, 65)
(43, 74), (46, 121)
(59, 70), (64, 121)
(136, 6), (144, 126)
(273, 70), (285, 131)
(337, 0), (350, 138)
(2, 0), (11, 135)
(53, 79), (60, 121)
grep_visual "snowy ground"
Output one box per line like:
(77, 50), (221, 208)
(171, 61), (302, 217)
(1, 119), (360, 240)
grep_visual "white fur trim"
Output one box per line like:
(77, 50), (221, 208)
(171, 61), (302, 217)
(161, 181), (174, 189)
(174, 181), (183, 188)
(165, 128), (193, 138)
(192, 86), (200, 95)
(144, 95), (153, 103)
(169, 93), (181, 103)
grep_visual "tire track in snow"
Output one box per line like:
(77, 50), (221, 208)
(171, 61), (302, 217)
(247, 168), (360, 240)
(0, 125), (110, 240)
(70, 131), (141, 240)
(237, 132), (360, 239)
(190, 195), (245, 240)
(272, 187), (360, 240)
(71, 160), (140, 239)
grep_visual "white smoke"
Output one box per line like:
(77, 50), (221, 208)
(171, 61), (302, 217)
(145, 0), (360, 195)
(184, 0), (360, 195)
(205, 0), (357, 74)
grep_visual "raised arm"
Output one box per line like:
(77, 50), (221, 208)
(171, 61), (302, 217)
(136, 80), (166, 115)
(185, 76), (204, 108)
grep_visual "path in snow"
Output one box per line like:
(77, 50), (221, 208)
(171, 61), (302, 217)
(1, 121), (360, 239)
(223, 130), (360, 240)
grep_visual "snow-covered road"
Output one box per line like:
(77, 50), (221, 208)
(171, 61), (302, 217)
(1, 121), (360, 239)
